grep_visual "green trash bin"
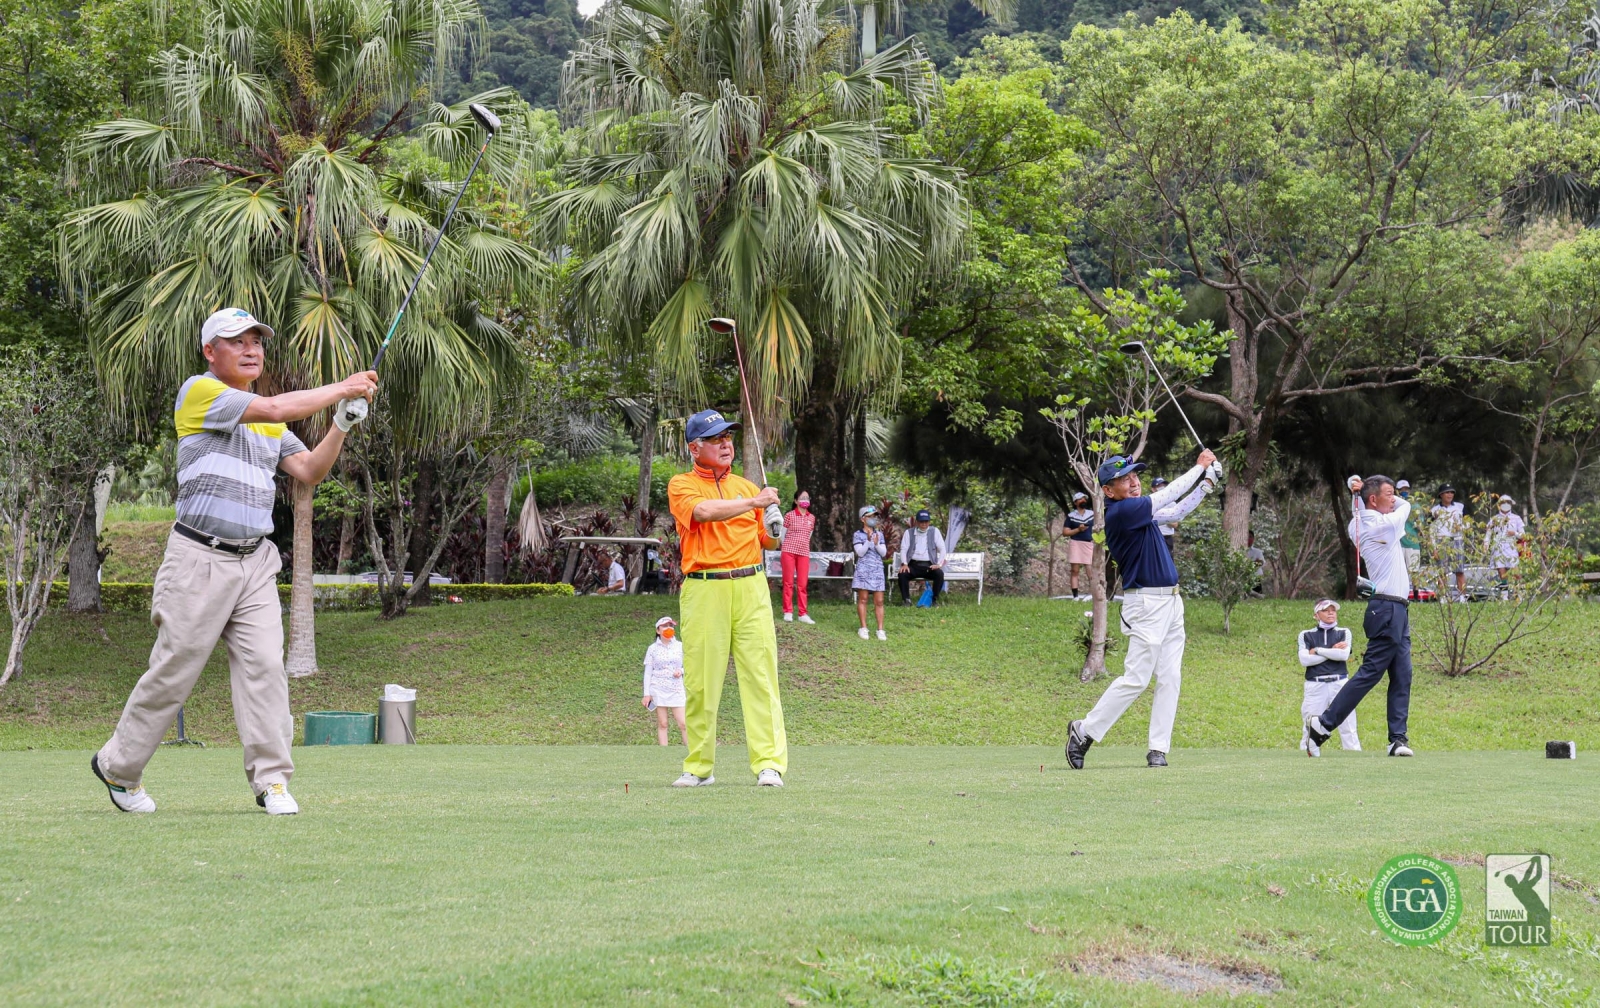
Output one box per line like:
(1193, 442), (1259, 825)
(302, 711), (376, 746)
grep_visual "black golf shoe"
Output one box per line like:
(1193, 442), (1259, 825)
(1305, 716), (1331, 753)
(1146, 750), (1168, 768)
(1066, 719), (1093, 769)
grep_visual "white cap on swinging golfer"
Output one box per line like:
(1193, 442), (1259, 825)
(201, 308), (274, 346)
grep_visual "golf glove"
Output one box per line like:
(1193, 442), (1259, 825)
(334, 397), (369, 432)
(764, 504), (784, 541)
(1205, 461), (1224, 485)
(1346, 474), (1362, 492)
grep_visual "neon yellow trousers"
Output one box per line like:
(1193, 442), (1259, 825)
(680, 573), (786, 778)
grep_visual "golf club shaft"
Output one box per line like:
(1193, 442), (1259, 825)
(1140, 348), (1206, 451)
(370, 137), (492, 372)
(728, 327), (767, 487)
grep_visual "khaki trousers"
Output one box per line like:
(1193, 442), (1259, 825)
(98, 532), (294, 793)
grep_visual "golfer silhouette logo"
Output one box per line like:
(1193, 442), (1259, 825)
(1368, 854), (1462, 946)
(1486, 854), (1553, 946)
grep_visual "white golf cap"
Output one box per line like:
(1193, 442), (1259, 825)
(201, 308), (274, 347)
(1499, 494), (1515, 504)
(655, 615), (676, 630)
(1314, 598), (1340, 612)
(1395, 479), (1410, 489)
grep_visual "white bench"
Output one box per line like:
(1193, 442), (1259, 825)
(766, 550), (987, 603)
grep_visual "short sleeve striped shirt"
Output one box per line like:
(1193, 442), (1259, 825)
(174, 373), (307, 539)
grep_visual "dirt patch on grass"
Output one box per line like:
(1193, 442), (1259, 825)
(1439, 852), (1486, 869)
(1071, 945), (1283, 997)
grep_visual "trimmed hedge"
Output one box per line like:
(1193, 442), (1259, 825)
(52, 581), (574, 613)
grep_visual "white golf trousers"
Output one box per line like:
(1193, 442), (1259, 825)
(1083, 592), (1185, 752)
(1300, 678), (1360, 750)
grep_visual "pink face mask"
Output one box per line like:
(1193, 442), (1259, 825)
(797, 501), (810, 510)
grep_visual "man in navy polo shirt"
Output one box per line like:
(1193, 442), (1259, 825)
(1067, 448), (1218, 769)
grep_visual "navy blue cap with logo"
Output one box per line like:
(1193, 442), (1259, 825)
(915, 509), (932, 522)
(684, 409), (742, 442)
(1096, 455), (1148, 486)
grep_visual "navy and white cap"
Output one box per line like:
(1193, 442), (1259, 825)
(684, 408), (741, 442)
(201, 308), (274, 347)
(1151, 477), (1169, 488)
(915, 509), (932, 522)
(858, 504), (878, 518)
(1096, 455), (1147, 485)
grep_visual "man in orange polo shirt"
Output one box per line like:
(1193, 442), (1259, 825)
(667, 409), (787, 787)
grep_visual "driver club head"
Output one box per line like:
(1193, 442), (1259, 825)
(468, 103), (501, 135)
(1118, 340), (1147, 356)
(707, 317), (737, 334)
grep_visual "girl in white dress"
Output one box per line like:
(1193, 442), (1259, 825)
(642, 616), (688, 745)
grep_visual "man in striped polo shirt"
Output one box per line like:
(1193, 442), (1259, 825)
(93, 308), (376, 815)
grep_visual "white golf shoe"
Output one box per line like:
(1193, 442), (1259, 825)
(797, 614), (815, 625)
(876, 629), (887, 641)
(92, 754), (155, 813)
(1304, 739), (1321, 758)
(1388, 741), (1414, 757)
(672, 772), (715, 787)
(256, 782), (299, 815)
(858, 627), (869, 639)
(757, 769), (783, 787)
(783, 612), (794, 622)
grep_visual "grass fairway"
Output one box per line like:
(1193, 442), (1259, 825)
(2, 745), (1598, 1006)
(5, 596), (1599, 751)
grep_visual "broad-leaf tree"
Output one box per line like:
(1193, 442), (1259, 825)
(539, 0), (966, 549)
(59, 0), (548, 656)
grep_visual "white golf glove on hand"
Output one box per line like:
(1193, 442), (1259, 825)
(334, 397), (369, 432)
(764, 504), (784, 541)
(1205, 461), (1224, 484)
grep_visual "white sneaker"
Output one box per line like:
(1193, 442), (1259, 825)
(757, 769), (784, 787)
(1388, 741), (1414, 757)
(672, 772), (715, 787)
(1304, 739), (1321, 758)
(858, 627), (869, 639)
(256, 782), (299, 815)
(876, 629), (887, 641)
(92, 754), (155, 813)
(797, 614), (815, 625)
(783, 612), (794, 622)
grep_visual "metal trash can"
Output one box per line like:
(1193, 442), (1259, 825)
(379, 699), (416, 744)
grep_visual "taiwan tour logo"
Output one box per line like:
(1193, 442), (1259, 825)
(1368, 854), (1462, 945)
(1486, 854), (1552, 947)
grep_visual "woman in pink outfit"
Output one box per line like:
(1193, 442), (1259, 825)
(780, 491), (817, 624)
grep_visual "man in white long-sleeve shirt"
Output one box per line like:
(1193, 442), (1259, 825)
(897, 509), (947, 604)
(1307, 474), (1415, 758)
(1297, 599), (1359, 755)
(1067, 449), (1220, 770)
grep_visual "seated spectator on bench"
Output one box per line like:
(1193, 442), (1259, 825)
(897, 509), (946, 605)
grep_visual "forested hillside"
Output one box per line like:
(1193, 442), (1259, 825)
(475, 0), (1265, 105)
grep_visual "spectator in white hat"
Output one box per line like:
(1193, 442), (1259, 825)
(1064, 492), (1095, 598)
(1486, 495), (1525, 583)
(1297, 599), (1359, 755)
(642, 616), (687, 746)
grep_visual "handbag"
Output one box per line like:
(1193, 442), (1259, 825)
(825, 558), (845, 577)
(917, 583), (934, 607)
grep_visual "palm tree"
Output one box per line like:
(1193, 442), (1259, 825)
(59, 0), (548, 670)
(853, 0), (1014, 61)
(542, 0), (966, 548)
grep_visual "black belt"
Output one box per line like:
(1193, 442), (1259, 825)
(683, 565), (763, 580)
(1372, 594), (1409, 605)
(174, 522), (263, 556)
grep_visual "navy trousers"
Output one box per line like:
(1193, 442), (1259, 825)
(1317, 598), (1412, 743)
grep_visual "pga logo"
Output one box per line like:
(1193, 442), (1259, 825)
(1368, 854), (1462, 946)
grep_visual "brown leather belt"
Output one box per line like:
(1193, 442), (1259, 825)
(683, 565), (763, 580)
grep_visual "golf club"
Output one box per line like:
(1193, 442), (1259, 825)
(708, 316), (783, 539)
(1493, 857), (1540, 877)
(1118, 340), (1207, 451)
(336, 103), (502, 429)
(1348, 477), (1377, 599)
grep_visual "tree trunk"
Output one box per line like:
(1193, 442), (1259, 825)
(484, 457), (511, 583)
(636, 400), (658, 516)
(336, 510), (356, 573)
(793, 355), (854, 550)
(286, 478), (318, 678)
(407, 457), (435, 606)
(852, 401), (867, 509)
(66, 471), (102, 613)
(860, 1), (878, 59)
